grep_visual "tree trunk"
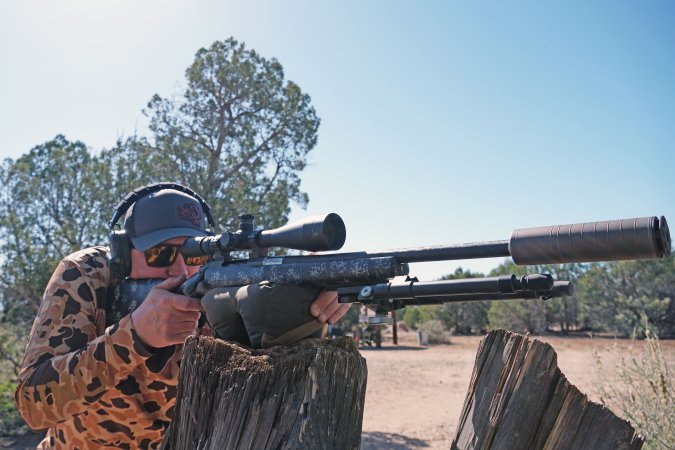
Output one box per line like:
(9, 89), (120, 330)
(161, 335), (367, 450)
(452, 329), (643, 450)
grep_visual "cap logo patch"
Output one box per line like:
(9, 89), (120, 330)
(177, 203), (202, 226)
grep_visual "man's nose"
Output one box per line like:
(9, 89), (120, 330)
(168, 254), (189, 277)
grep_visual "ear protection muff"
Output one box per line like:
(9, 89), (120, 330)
(106, 182), (215, 278)
(107, 229), (133, 279)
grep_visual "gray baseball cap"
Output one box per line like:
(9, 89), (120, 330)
(123, 189), (207, 250)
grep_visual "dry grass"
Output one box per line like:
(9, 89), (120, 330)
(594, 332), (674, 450)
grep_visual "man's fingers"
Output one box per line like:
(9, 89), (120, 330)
(169, 295), (204, 312)
(315, 298), (340, 323)
(173, 320), (199, 335)
(174, 311), (201, 322)
(310, 290), (338, 317)
(155, 274), (187, 290)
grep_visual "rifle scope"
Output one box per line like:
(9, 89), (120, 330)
(181, 213), (346, 256)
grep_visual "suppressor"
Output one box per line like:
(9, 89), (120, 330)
(509, 216), (670, 265)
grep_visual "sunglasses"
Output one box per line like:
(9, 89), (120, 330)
(143, 244), (209, 268)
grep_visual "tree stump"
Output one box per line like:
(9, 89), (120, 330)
(452, 330), (643, 450)
(161, 335), (367, 450)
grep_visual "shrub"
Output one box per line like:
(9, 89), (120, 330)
(416, 319), (450, 344)
(594, 330), (674, 449)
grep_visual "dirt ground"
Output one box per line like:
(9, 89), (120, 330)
(360, 331), (675, 450)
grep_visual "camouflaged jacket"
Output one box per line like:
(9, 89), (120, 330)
(15, 247), (186, 449)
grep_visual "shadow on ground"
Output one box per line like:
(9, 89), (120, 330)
(361, 431), (429, 449)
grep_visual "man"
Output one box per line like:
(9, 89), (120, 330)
(15, 184), (349, 449)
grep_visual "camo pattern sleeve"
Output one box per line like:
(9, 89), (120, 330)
(14, 247), (181, 449)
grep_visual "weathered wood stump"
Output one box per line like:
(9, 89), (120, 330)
(161, 335), (367, 450)
(452, 329), (643, 450)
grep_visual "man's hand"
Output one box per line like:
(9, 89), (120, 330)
(310, 290), (351, 325)
(130, 275), (203, 348)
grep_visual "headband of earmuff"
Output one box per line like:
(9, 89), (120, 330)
(109, 182), (215, 230)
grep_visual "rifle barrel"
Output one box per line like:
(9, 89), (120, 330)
(364, 215), (670, 266)
(366, 241), (510, 263)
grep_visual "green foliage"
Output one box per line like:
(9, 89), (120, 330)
(487, 261), (541, 332)
(0, 319), (27, 380)
(0, 380), (26, 436)
(0, 136), (115, 321)
(437, 267), (489, 334)
(402, 305), (443, 330)
(400, 307), (419, 329)
(401, 268), (489, 333)
(142, 37), (320, 230)
(488, 297), (547, 333)
(0, 321), (26, 437)
(99, 136), (166, 199)
(579, 258), (675, 337)
(595, 330), (674, 449)
(485, 261), (586, 334)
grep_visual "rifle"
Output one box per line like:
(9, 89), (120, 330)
(118, 213), (671, 324)
(170, 213), (670, 324)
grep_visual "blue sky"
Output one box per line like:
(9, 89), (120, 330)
(1, 1), (673, 280)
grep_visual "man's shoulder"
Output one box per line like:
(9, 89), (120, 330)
(62, 245), (109, 262)
(45, 246), (114, 307)
(61, 246), (111, 277)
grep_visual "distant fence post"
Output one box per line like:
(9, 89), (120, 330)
(161, 336), (367, 450)
(452, 330), (643, 450)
